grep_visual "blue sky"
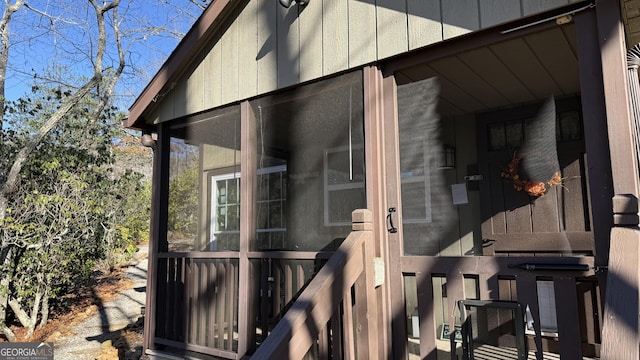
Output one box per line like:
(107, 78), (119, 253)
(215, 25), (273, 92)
(2, 0), (207, 109)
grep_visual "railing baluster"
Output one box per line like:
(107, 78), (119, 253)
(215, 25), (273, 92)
(516, 274), (542, 360)
(189, 260), (197, 344)
(215, 261), (226, 349)
(226, 259), (236, 351)
(259, 259), (269, 341)
(285, 263), (293, 305)
(331, 307), (343, 359)
(343, 287), (355, 360)
(480, 273), (500, 346)
(208, 260), (217, 347)
(274, 262), (282, 320)
(554, 276), (583, 358)
(157, 257), (169, 339)
(297, 264), (305, 292)
(317, 322), (329, 360)
(198, 261), (207, 346)
(445, 272), (464, 360)
(416, 271), (437, 360)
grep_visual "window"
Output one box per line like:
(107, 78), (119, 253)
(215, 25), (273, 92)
(210, 165), (287, 251)
(210, 173), (240, 251)
(324, 146), (365, 226)
(399, 140), (432, 224)
(525, 281), (558, 337)
(256, 165), (287, 250)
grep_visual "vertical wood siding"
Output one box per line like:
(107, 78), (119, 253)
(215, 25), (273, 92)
(154, 0), (578, 123)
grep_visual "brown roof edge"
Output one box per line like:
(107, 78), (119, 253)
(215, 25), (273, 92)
(120, 117), (156, 132)
(124, 0), (234, 129)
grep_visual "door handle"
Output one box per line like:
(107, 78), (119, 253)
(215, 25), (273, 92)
(387, 207), (398, 233)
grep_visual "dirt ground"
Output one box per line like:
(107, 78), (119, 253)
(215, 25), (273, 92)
(2, 266), (144, 360)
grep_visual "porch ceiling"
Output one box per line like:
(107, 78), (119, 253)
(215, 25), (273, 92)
(394, 24), (580, 117)
(623, 0), (640, 46)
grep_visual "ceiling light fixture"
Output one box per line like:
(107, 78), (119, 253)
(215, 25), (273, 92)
(279, 0), (310, 9)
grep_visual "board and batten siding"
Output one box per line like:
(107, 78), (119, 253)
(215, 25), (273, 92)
(147, 0), (581, 124)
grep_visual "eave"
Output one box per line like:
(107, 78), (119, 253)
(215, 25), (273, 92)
(123, 0), (237, 130)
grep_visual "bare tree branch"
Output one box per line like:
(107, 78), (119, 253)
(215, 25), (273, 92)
(0, 0), (25, 136)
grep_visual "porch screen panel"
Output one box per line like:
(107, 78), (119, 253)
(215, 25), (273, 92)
(397, 77), (459, 256)
(249, 71), (365, 251)
(167, 105), (241, 252)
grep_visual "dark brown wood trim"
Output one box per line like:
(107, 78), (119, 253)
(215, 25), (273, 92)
(595, 2), (640, 358)
(596, 0), (640, 197)
(515, 274), (544, 356)
(157, 251), (240, 259)
(237, 100), (257, 356)
(554, 277), (583, 358)
(363, 65), (392, 358)
(482, 232), (594, 254)
(125, 0), (236, 129)
(144, 122), (170, 353)
(574, 9), (613, 324)
(381, 71), (409, 360)
(245, 251), (333, 260)
(400, 255), (596, 277)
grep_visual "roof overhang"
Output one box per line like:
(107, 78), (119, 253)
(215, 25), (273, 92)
(123, 0), (237, 130)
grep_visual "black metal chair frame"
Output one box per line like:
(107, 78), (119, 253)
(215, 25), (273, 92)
(457, 299), (527, 360)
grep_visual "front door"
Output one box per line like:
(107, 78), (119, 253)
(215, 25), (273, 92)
(476, 97), (594, 257)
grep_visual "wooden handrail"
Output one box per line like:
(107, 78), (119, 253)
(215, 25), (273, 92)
(251, 209), (378, 359)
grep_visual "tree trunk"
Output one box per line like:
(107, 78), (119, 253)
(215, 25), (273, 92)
(23, 273), (45, 339)
(0, 0), (25, 136)
(0, 247), (16, 341)
(8, 298), (34, 336)
(38, 289), (49, 329)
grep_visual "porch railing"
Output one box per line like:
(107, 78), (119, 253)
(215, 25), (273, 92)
(251, 209), (378, 359)
(401, 255), (599, 360)
(154, 256), (240, 358)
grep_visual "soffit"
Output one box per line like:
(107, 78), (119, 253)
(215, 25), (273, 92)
(394, 24), (579, 117)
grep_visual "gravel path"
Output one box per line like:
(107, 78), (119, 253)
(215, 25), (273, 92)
(53, 245), (148, 359)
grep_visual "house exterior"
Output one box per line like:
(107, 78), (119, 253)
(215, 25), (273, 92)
(125, 0), (640, 359)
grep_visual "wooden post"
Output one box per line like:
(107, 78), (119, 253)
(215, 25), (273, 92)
(596, 0), (640, 197)
(602, 195), (640, 359)
(363, 64), (393, 359)
(238, 100), (257, 356)
(351, 209), (379, 360)
(596, 2), (640, 358)
(143, 123), (169, 355)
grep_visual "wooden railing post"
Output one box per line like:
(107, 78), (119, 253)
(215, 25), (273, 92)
(351, 210), (378, 359)
(602, 194), (640, 360)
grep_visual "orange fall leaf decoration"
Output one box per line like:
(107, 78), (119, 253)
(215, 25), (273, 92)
(500, 154), (561, 197)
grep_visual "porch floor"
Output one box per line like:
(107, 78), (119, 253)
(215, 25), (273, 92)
(472, 344), (598, 360)
(407, 340), (598, 360)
